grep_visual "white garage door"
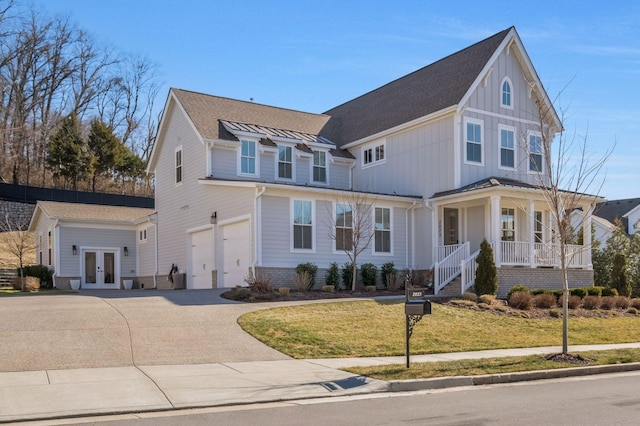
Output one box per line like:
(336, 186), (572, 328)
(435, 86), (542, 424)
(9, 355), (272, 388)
(222, 220), (251, 288)
(190, 229), (213, 289)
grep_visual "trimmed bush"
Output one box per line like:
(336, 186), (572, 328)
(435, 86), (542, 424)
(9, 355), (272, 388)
(321, 285), (335, 293)
(570, 288), (588, 299)
(630, 298), (640, 309)
(628, 307), (638, 315)
(463, 291), (477, 301)
(342, 262), (354, 290)
(507, 285), (529, 300)
(508, 291), (533, 310)
(278, 287), (290, 296)
(360, 263), (377, 288)
(18, 265), (53, 288)
(227, 286), (251, 301)
(614, 296), (630, 309)
(567, 295), (582, 309)
(474, 238), (498, 295)
(325, 262), (340, 290)
(478, 294), (496, 305)
(549, 309), (562, 318)
(296, 263), (318, 291)
(531, 288), (552, 296)
(552, 290), (564, 301)
(602, 287), (619, 297)
(533, 293), (557, 309)
(582, 295), (601, 310)
(588, 286), (604, 297)
(600, 296), (616, 310)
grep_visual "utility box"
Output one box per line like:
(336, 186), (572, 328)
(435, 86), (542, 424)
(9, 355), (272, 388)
(405, 300), (432, 316)
(173, 273), (186, 290)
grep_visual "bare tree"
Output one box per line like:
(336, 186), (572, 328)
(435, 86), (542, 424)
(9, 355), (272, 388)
(326, 191), (376, 291)
(530, 94), (612, 355)
(0, 213), (35, 291)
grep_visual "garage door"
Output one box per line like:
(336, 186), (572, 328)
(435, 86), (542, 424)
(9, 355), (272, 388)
(190, 229), (213, 289)
(222, 220), (251, 288)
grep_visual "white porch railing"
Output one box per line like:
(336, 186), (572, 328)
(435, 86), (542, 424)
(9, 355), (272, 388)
(434, 242), (469, 295)
(460, 246), (482, 294)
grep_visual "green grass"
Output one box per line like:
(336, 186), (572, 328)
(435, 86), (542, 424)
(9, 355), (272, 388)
(237, 300), (640, 359)
(345, 349), (640, 381)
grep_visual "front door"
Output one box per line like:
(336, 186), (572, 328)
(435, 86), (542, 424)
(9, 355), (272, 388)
(443, 208), (459, 245)
(82, 249), (119, 289)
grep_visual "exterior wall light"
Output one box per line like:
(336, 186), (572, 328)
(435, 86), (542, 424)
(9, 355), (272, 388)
(72, 245), (77, 255)
(124, 246), (129, 256)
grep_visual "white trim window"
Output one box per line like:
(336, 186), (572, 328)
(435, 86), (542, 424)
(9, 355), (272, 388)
(501, 208), (515, 241)
(292, 199), (314, 251)
(139, 228), (148, 243)
(278, 145), (293, 180)
(374, 207), (392, 253)
(534, 211), (543, 243)
(312, 150), (327, 183)
(498, 124), (516, 169)
(240, 139), (257, 176)
(175, 146), (183, 185)
(464, 117), (483, 165)
(362, 141), (385, 168)
(528, 131), (543, 172)
(335, 203), (353, 251)
(501, 77), (513, 109)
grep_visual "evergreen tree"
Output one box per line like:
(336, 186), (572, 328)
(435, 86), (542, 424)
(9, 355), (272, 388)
(602, 218), (630, 288)
(474, 238), (498, 295)
(87, 118), (120, 192)
(627, 220), (640, 296)
(46, 113), (91, 190)
(611, 253), (631, 297)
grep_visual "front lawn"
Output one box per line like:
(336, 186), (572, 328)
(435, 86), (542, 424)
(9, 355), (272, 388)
(237, 300), (640, 359)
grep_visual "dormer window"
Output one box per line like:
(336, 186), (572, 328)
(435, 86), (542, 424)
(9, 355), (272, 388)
(312, 150), (327, 183)
(278, 145), (293, 179)
(240, 140), (256, 175)
(501, 77), (513, 109)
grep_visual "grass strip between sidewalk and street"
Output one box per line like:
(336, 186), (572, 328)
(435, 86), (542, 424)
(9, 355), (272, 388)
(343, 349), (640, 380)
(237, 300), (640, 359)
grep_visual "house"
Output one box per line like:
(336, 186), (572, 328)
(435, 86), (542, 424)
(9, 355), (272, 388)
(570, 208), (617, 249)
(28, 201), (155, 289)
(593, 198), (640, 236)
(30, 26), (602, 296)
(140, 26), (600, 296)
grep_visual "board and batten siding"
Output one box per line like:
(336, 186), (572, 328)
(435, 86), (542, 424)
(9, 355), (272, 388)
(460, 47), (546, 187)
(259, 192), (410, 270)
(57, 226), (136, 276)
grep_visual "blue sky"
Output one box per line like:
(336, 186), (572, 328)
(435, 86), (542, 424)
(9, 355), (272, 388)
(27, 0), (640, 200)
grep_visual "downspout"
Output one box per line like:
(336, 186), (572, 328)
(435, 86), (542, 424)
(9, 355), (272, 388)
(405, 200), (419, 269)
(253, 185), (267, 276)
(349, 161), (356, 191)
(149, 214), (158, 289)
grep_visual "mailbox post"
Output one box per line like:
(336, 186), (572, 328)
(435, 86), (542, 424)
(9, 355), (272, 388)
(405, 286), (431, 368)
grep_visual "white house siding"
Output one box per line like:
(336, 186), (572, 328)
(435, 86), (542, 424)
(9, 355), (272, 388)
(57, 226), (136, 277)
(259, 191), (410, 271)
(33, 217), (55, 270)
(210, 145), (239, 180)
(460, 48), (544, 188)
(330, 162), (351, 190)
(465, 205), (486, 253)
(137, 224), (156, 277)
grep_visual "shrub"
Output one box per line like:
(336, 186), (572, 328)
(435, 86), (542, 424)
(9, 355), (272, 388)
(508, 291), (533, 310)
(450, 299), (476, 307)
(463, 291), (477, 301)
(474, 238), (498, 295)
(18, 265), (53, 288)
(631, 298), (640, 309)
(296, 263), (318, 291)
(244, 270), (272, 293)
(570, 288), (588, 299)
(533, 293), (557, 309)
(364, 285), (377, 292)
(294, 271), (313, 292)
(360, 263), (378, 288)
(588, 286), (604, 297)
(381, 262), (397, 290)
(614, 296), (630, 309)
(321, 285), (335, 293)
(278, 287), (290, 296)
(611, 253), (632, 297)
(24, 276), (40, 292)
(342, 262), (354, 290)
(582, 295), (601, 310)
(628, 307), (638, 315)
(325, 262), (340, 290)
(478, 294), (496, 305)
(600, 296), (616, 310)
(493, 305), (509, 313)
(552, 290), (564, 301)
(507, 285), (529, 300)
(477, 302), (491, 310)
(567, 295), (582, 309)
(227, 286), (251, 301)
(549, 309), (562, 318)
(531, 288), (552, 296)
(602, 287), (619, 297)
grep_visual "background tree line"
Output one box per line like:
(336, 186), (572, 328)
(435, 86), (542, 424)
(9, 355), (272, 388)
(0, 1), (159, 195)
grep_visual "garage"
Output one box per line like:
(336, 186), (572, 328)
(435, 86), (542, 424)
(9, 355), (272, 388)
(189, 228), (214, 289)
(221, 220), (251, 288)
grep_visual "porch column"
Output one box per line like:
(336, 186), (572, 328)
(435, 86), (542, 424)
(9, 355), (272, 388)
(431, 202), (439, 266)
(490, 195), (501, 267)
(529, 199), (535, 267)
(584, 204), (593, 268)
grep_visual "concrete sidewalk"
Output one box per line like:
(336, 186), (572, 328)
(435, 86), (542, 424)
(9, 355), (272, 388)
(2, 343), (640, 423)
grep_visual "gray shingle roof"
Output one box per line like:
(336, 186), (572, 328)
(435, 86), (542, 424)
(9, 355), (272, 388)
(37, 201), (154, 223)
(593, 198), (640, 233)
(322, 27), (513, 146)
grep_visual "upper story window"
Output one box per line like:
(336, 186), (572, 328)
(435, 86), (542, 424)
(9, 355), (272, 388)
(175, 146), (183, 184)
(278, 145), (293, 179)
(464, 117), (483, 165)
(313, 151), (327, 183)
(528, 131), (543, 172)
(501, 208), (515, 241)
(374, 207), (391, 253)
(292, 199), (314, 251)
(240, 140), (256, 175)
(362, 141), (385, 167)
(499, 124), (515, 169)
(335, 203), (353, 251)
(501, 77), (513, 109)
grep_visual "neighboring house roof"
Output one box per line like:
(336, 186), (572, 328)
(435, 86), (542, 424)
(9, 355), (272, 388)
(321, 28), (513, 146)
(593, 198), (640, 233)
(29, 201), (154, 230)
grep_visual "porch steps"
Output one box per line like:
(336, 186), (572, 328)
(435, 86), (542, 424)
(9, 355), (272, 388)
(0, 269), (16, 287)
(438, 276), (464, 298)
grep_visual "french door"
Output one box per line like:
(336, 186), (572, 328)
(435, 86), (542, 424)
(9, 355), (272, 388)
(82, 249), (119, 289)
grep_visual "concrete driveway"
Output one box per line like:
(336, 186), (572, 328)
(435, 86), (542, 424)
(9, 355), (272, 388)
(0, 289), (291, 372)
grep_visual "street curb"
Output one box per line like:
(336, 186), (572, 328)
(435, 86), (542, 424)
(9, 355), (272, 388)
(387, 362), (640, 392)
